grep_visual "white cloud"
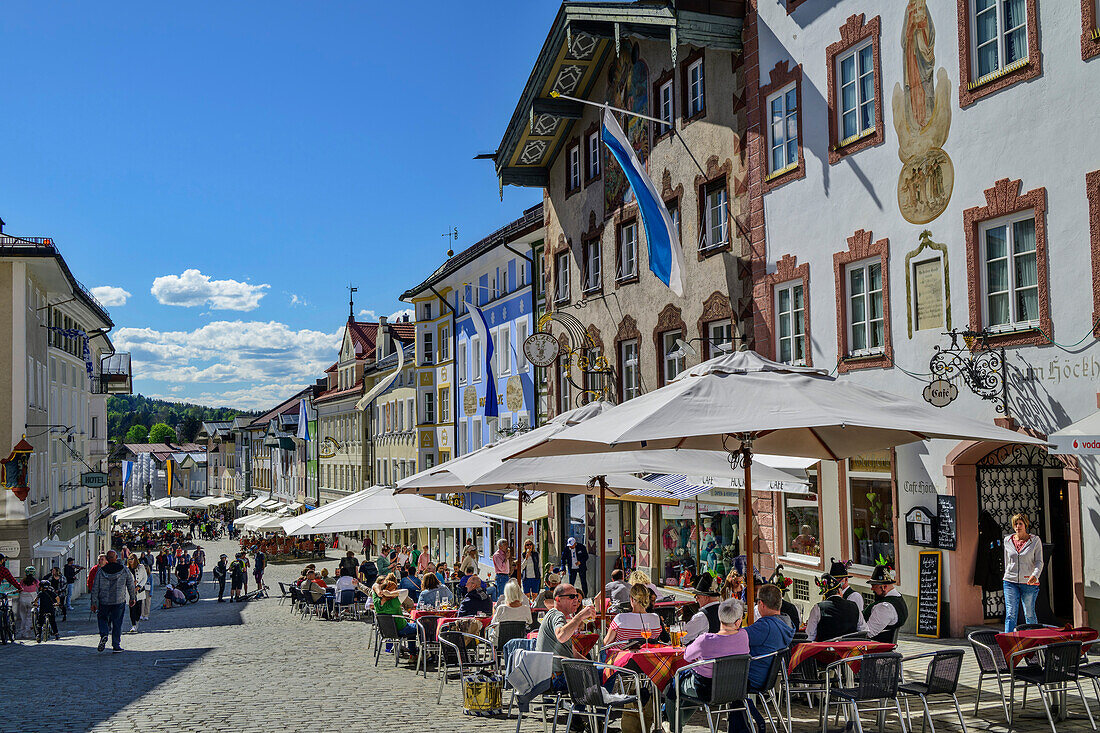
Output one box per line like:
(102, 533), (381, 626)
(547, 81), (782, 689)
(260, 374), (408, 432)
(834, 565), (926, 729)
(91, 285), (132, 307)
(150, 269), (269, 311)
(358, 307), (414, 322)
(289, 293), (308, 307)
(357, 309), (377, 320)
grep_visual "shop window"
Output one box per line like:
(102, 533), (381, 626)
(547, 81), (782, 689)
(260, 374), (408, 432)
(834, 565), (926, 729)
(784, 496), (821, 559)
(659, 501), (740, 586)
(849, 474), (896, 569)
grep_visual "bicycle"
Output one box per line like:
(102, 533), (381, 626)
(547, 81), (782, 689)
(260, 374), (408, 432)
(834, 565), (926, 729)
(0, 595), (15, 644)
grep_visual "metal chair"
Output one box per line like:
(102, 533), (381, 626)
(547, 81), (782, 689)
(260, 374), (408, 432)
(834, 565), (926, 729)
(968, 629), (1012, 722)
(1009, 641), (1096, 733)
(821, 652), (907, 733)
(437, 629), (497, 704)
(561, 659), (649, 733)
(898, 649), (967, 733)
(276, 582), (290, 606)
(751, 649), (791, 733)
(494, 620), (530, 669)
(670, 654), (755, 733)
(415, 616), (442, 679)
(374, 613), (411, 667)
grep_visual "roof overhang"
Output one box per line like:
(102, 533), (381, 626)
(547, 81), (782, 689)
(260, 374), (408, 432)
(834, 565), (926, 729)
(493, 1), (744, 189)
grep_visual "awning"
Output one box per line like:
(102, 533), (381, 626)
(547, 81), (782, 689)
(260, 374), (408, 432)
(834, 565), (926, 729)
(239, 497), (264, 510)
(287, 502), (304, 511)
(33, 540), (73, 558)
(475, 495), (550, 523)
(197, 496), (234, 507)
(259, 499), (282, 510)
(277, 437), (296, 450)
(1049, 411), (1100, 454)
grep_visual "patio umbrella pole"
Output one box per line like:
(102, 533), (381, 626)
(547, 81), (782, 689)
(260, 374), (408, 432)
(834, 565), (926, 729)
(743, 444), (755, 623)
(597, 475), (608, 639)
(516, 489), (523, 582)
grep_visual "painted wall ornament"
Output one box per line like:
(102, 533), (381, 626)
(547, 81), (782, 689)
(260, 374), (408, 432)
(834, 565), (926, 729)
(604, 40), (650, 213)
(2, 437), (33, 501)
(892, 0), (953, 225)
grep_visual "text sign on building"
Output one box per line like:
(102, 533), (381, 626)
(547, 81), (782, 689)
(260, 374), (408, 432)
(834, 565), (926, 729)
(1049, 435), (1100, 455)
(81, 472), (108, 488)
(523, 333), (560, 367)
(922, 379), (958, 408)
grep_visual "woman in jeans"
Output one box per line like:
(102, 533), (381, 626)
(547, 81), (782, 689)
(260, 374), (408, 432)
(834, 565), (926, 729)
(1003, 512), (1044, 631)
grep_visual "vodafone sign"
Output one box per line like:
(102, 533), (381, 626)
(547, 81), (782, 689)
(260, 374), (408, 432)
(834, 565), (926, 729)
(1049, 435), (1100, 455)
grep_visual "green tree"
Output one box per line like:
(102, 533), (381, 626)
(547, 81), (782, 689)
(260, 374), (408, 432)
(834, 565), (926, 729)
(148, 423), (177, 444)
(124, 424), (149, 443)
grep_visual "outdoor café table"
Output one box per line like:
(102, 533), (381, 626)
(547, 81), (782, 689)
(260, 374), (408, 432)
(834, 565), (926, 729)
(525, 630), (600, 658)
(411, 609), (494, 629)
(787, 639), (896, 674)
(995, 626), (1098, 667)
(603, 644), (687, 692)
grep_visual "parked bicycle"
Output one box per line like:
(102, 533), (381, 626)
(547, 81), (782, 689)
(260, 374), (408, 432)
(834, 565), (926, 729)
(0, 594), (15, 644)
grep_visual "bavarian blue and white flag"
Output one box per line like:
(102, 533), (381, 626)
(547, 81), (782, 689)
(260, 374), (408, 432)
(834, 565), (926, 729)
(296, 398), (311, 441)
(465, 301), (499, 418)
(601, 106), (684, 296)
(122, 461), (133, 488)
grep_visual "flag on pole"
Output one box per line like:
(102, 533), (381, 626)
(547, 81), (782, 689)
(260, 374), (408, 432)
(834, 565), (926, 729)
(601, 107), (684, 296)
(166, 458), (174, 497)
(465, 301), (498, 418)
(296, 398), (311, 441)
(122, 461), (133, 488)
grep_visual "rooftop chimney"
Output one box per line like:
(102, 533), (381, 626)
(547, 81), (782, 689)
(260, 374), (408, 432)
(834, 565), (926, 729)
(378, 316), (388, 326)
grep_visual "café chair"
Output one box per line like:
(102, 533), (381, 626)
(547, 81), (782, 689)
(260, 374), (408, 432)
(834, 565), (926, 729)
(560, 659), (648, 733)
(820, 653), (907, 733)
(437, 629), (497, 705)
(750, 649), (791, 733)
(494, 620), (530, 670)
(670, 653), (755, 733)
(374, 614), (413, 668)
(276, 582), (290, 606)
(1009, 641), (1096, 733)
(967, 629), (1012, 722)
(415, 616), (442, 678)
(897, 649), (967, 733)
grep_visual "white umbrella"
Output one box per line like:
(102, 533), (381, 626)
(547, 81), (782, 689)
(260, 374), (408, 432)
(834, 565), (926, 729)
(507, 350), (1045, 616)
(112, 505), (189, 523)
(197, 496), (234, 507)
(237, 513), (276, 531)
(151, 496), (205, 510)
(246, 514), (289, 533)
(282, 486), (489, 536)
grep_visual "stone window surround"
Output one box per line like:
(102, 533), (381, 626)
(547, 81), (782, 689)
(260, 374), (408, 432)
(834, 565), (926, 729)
(552, 234), (572, 306)
(651, 67), (677, 144)
(962, 178), (1052, 348)
(1089, 171), (1100, 337)
(760, 60), (806, 192)
(695, 156), (734, 260)
(583, 120), (602, 185)
(614, 315), (642, 404)
(825, 14), (885, 165)
(680, 47), (707, 127)
(661, 170), (685, 244)
(1085, 0), (1100, 61)
(761, 255), (813, 367)
(652, 303), (687, 387)
(833, 230), (893, 373)
(565, 136), (582, 196)
(614, 212), (640, 286)
(957, 0), (1042, 107)
(696, 291), (734, 360)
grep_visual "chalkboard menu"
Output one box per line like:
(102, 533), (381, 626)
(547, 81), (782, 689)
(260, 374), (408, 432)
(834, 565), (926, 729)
(935, 495), (957, 551)
(916, 550), (942, 638)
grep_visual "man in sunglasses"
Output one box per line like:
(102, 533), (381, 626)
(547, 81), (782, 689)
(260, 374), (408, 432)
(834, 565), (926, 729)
(535, 583), (597, 679)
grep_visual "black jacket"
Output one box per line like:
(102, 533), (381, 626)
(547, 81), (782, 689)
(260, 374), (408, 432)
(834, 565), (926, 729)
(213, 561), (228, 581)
(560, 544), (589, 572)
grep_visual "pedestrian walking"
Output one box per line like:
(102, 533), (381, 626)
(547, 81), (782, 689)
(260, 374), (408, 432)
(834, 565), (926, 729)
(62, 557), (83, 611)
(253, 548), (266, 597)
(125, 555), (148, 633)
(1003, 512), (1045, 631)
(213, 554), (228, 602)
(155, 550), (168, 586)
(193, 546), (206, 578)
(90, 550), (136, 653)
(87, 555), (106, 594)
(229, 553), (246, 602)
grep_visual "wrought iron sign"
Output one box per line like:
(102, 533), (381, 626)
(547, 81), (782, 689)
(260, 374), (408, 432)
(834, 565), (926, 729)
(926, 329), (1008, 414)
(534, 310), (616, 406)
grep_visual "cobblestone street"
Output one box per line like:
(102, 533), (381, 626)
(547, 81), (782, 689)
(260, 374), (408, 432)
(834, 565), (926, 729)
(2, 540), (1089, 733)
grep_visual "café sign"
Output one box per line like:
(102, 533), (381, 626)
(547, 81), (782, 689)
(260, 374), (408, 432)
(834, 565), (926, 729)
(922, 379), (958, 408)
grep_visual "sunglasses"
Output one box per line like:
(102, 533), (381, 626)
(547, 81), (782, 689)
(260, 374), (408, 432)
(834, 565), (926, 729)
(558, 593), (580, 599)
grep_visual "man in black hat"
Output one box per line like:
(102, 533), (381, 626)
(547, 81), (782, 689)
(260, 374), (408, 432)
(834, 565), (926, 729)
(766, 566), (801, 630)
(805, 574), (861, 641)
(863, 564), (908, 643)
(828, 557), (865, 615)
(683, 573), (721, 644)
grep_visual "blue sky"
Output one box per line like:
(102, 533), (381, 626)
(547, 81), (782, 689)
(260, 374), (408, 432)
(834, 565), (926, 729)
(1, 2), (551, 409)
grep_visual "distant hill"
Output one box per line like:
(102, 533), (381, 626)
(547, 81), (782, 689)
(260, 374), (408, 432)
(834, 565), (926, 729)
(107, 394), (257, 444)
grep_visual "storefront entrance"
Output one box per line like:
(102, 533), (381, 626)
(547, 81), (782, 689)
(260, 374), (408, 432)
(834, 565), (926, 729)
(976, 443), (1073, 623)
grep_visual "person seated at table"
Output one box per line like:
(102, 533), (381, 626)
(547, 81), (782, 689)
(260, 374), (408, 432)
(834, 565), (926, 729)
(434, 562), (448, 584)
(862, 563), (907, 643)
(358, 557), (378, 589)
(534, 572), (561, 610)
(458, 546), (479, 576)
(664, 598), (750, 733)
(804, 574), (860, 642)
(374, 579), (417, 658)
(398, 568), (421, 603)
(765, 567), (801, 630)
(603, 583), (662, 647)
(457, 575), (493, 617)
(490, 579), (533, 629)
(416, 572), (453, 609)
(535, 583), (597, 692)
(828, 558), (864, 616)
(683, 574), (722, 645)
(334, 567), (363, 602)
(375, 550), (390, 578)
(729, 584), (795, 733)
(723, 570), (746, 602)
(604, 568), (632, 608)
(628, 569), (662, 602)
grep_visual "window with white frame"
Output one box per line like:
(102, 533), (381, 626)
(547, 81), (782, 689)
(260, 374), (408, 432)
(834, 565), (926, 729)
(423, 391), (435, 424)
(423, 331), (434, 365)
(568, 143), (581, 190)
(662, 330), (685, 383)
(587, 131), (601, 180)
(666, 199), (680, 240)
(458, 341), (467, 383)
(440, 325), (450, 360)
(620, 339), (640, 401)
(776, 280), (806, 364)
(472, 417), (482, 450)
(558, 356), (571, 413)
(439, 386), (450, 423)
(498, 414), (512, 440)
(837, 41), (875, 142)
(421, 302), (433, 321)
(459, 420), (468, 455)
(582, 238), (601, 292)
(555, 252), (570, 303)
(767, 84), (799, 173)
(618, 221), (638, 280)
(707, 320), (734, 356)
(519, 260), (527, 287)
(497, 326), (511, 375)
(472, 336), (482, 381)
(700, 181), (728, 251)
(687, 58), (704, 117)
(846, 258), (885, 354)
(972, 0), (1028, 79)
(658, 79), (674, 135)
(517, 320), (529, 371)
(407, 398), (415, 429)
(396, 404), (403, 432)
(981, 212), (1038, 330)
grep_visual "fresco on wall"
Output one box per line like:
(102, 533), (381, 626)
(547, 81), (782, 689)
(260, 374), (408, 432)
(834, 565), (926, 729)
(892, 0), (953, 225)
(604, 40), (650, 213)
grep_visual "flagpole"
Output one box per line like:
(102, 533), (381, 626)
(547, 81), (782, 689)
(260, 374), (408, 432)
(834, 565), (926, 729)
(549, 91), (708, 178)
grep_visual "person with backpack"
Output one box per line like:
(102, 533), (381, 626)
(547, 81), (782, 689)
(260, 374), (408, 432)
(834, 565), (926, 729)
(228, 553), (247, 602)
(90, 550), (136, 653)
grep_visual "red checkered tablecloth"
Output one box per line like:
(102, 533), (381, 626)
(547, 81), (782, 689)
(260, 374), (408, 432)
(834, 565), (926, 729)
(526, 630), (599, 657)
(605, 645), (687, 692)
(787, 640), (895, 674)
(996, 626), (1098, 667)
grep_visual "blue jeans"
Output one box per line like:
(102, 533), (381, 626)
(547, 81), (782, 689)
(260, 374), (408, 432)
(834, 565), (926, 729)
(97, 603), (126, 650)
(1004, 580), (1040, 631)
(64, 582), (74, 610)
(522, 577), (540, 595)
(495, 573), (510, 598)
